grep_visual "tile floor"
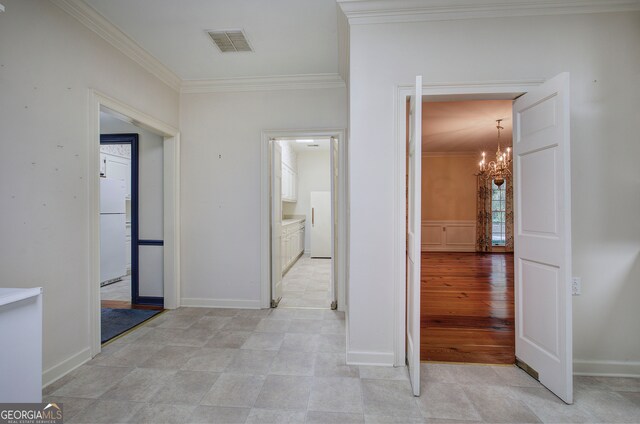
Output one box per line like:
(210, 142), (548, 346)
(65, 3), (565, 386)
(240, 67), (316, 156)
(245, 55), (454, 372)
(44, 307), (640, 423)
(101, 275), (131, 301)
(280, 256), (332, 309)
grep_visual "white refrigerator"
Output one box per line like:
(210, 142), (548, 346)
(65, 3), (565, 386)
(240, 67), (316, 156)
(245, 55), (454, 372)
(100, 178), (127, 284)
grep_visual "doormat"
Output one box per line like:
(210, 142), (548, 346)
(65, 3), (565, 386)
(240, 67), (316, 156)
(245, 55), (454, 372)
(101, 308), (162, 344)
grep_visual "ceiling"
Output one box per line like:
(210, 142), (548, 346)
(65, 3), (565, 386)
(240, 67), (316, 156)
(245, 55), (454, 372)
(422, 100), (513, 153)
(83, 0), (340, 80)
(290, 139), (330, 152)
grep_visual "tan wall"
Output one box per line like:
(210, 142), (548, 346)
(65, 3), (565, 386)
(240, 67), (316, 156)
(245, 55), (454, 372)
(422, 155), (477, 221)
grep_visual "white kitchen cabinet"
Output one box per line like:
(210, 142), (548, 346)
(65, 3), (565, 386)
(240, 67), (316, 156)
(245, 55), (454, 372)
(282, 164), (297, 202)
(280, 140), (297, 203)
(281, 219), (305, 274)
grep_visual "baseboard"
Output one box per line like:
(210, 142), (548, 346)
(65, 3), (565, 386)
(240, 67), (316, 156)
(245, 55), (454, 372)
(574, 359), (640, 377)
(42, 347), (91, 388)
(422, 246), (476, 252)
(180, 297), (262, 309)
(346, 350), (395, 366)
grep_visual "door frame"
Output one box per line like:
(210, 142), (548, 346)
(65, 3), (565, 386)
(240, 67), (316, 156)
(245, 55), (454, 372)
(99, 134), (141, 304)
(393, 80), (545, 366)
(260, 129), (347, 311)
(88, 90), (181, 357)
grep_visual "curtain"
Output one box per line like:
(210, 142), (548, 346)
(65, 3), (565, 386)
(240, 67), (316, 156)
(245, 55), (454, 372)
(505, 177), (514, 252)
(476, 177), (492, 252)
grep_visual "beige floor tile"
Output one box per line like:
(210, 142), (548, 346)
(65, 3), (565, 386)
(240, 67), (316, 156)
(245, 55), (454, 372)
(52, 365), (133, 399)
(415, 382), (481, 421)
(188, 405), (250, 423)
(201, 373), (265, 408)
(269, 350), (316, 376)
(225, 349), (277, 375)
(100, 368), (175, 402)
(182, 347), (237, 372)
(245, 408), (307, 423)
(254, 375), (313, 410)
(307, 411), (365, 423)
(68, 400), (143, 423)
(151, 370), (220, 405)
(308, 377), (363, 414)
(361, 379), (422, 418)
(127, 403), (196, 424)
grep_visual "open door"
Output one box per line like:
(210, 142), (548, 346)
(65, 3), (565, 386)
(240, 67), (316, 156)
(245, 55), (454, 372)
(513, 72), (572, 403)
(330, 137), (339, 310)
(271, 141), (283, 307)
(407, 75), (422, 396)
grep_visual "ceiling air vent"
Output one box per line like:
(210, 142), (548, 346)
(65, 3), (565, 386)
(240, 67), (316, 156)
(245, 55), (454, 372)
(207, 30), (253, 53)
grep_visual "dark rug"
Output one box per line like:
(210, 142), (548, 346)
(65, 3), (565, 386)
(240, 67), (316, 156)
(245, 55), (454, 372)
(101, 308), (162, 343)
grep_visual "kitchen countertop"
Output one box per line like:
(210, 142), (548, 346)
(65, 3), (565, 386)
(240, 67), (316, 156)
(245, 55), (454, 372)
(282, 218), (305, 226)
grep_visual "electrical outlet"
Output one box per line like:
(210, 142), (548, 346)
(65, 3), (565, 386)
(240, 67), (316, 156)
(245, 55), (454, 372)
(572, 277), (582, 295)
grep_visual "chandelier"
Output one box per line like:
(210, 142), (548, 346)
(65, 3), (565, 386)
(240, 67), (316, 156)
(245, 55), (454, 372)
(477, 119), (512, 187)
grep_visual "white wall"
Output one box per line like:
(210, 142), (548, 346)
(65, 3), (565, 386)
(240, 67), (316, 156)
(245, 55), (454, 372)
(179, 88), (346, 307)
(100, 115), (165, 297)
(0, 0), (179, 384)
(286, 149), (331, 252)
(347, 11), (640, 373)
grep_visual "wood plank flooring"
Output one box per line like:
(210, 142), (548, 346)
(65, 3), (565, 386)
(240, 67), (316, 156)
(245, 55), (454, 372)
(101, 300), (163, 310)
(421, 252), (514, 364)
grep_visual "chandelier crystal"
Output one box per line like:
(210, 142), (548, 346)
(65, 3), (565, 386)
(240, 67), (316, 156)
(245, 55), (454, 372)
(477, 119), (512, 187)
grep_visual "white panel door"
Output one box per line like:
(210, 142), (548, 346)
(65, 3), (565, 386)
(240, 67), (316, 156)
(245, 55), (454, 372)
(514, 72), (572, 403)
(407, 76), (422, 397)
(272, 141), (283, 304)
(330, 137), (338, 307)
(310, 191), (331, 258)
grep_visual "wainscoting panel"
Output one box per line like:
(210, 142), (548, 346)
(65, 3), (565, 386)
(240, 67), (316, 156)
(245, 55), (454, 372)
(422, 221), (476, 252)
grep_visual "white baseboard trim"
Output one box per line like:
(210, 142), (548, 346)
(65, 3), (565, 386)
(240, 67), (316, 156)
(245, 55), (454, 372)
(346, 350), (395, 366)
(42, 347), (91, 388)
(180, 298), (262, 309)
(423, 246), (476, 252)
(574, 359), (640, 377)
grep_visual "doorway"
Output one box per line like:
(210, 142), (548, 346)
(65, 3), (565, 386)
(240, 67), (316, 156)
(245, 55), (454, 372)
(98, 111), (166, 343)
(269, 137), (336, 310)
(400, 75), (574, 403)
(419, 100), (515, 364)
(260, 129), (347, 313)
(89, 90), (180, 356)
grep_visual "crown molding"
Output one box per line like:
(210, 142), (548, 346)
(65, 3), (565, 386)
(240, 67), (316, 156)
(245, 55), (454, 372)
(423, 151), (479, 157)
(181, 73), (346, 94)
(337, 0), (640, 25)
(51, 0), (181, 92)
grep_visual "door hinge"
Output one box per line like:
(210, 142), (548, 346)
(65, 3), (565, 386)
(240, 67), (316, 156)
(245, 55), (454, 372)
(516, 357), (539, 381)
(271, 298), (281, 308)
(331, 300), (338, 310)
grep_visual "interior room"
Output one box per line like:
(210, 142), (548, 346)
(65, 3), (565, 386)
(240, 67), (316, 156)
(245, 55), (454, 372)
(419, 100), (515, 364)
(1, 1), (639, 422)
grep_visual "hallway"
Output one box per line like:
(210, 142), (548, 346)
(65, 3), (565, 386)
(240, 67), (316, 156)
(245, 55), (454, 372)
(43, 306), (639, 423)
(421, 252), (515, 364)
(280, 256), (332, 309)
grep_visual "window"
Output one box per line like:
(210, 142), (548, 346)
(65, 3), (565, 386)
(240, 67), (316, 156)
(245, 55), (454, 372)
(491, 180), (506, 246)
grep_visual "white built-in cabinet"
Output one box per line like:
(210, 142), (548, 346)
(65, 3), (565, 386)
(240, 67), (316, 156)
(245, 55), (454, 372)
(282, 219), (305, 273)
(280, 141), (297, 202)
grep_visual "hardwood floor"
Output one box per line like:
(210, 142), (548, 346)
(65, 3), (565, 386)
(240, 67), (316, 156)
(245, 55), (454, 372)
(101, 300), (163, 310)
(421, 252), (514, 364)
